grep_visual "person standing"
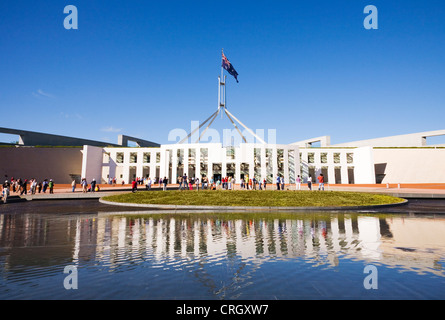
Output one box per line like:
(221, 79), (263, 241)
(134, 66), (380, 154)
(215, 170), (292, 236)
(146, 177), (152, 190)
(276, 176), (281, 190)
(296, 175), (301, 190)
(317, 174), (325, 191)
(91, 179), (96, 193)
(163, 176), (168, 191)
(30, 179), (36, 194)
(71, 179), (76, 192)
(48, 179), (54, 194)
(42, 179), (48, 193)
(2, 179), (10, 203)
(307, 175), (312, 191)
(280, 176), (284, 190)
(132, 179), (137, 192)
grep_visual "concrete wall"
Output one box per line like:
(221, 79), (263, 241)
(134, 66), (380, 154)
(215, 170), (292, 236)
(81, 145), (104, 183)
(0, 127), (121, 147)
(373, 148), (445, 183)
(0, 146), (83, 183)
(332, 129), (445, 148)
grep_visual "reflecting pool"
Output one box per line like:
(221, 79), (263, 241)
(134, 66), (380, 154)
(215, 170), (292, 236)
(1, 201), (445, 299)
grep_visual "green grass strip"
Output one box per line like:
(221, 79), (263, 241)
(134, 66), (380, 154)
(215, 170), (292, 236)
(102, 190), (405, 207)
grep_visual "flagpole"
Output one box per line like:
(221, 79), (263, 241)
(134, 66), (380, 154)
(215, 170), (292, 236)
(220, 49), (225, 119)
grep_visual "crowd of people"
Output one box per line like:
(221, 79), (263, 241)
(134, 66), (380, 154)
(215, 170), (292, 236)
(1, 176), (56, 203)
(137, 173), (326, 191)
(2, 172), (327, 203)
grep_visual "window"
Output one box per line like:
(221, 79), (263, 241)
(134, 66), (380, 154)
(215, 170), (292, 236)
(333, 153), (340, 164)
(266, 149), (273, 183)
(226, 147), (235, 160)
(308, 152), (315, 164)
(277, 149), (284, 177)
(288, 149), (295, 183)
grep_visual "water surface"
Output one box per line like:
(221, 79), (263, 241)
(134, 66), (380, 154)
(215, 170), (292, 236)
(1, 200), (445, 299)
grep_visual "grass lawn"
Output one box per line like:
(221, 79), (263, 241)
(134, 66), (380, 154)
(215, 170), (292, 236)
(102, 190), (405, 207)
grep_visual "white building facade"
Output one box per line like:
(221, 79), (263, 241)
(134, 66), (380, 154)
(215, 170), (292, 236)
(81, 143), (377, 185)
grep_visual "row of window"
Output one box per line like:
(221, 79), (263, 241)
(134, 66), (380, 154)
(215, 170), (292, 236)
(303, 152), (354, 164)
(107, 150), (354, 165)
(109, 152), (161, 164)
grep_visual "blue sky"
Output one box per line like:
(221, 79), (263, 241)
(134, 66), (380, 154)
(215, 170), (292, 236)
(1, 0), (445, 145)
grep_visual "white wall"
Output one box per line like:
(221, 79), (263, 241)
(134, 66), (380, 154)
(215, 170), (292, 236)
(353, 147), (376, 184)
(81, 145), (104, 183)
(373, 148), (445, 183)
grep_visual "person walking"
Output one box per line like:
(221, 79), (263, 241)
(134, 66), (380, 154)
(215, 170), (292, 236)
(163, 176), (168, 191)
(132, 179), (137, 192)
(81, 178), (87, 193)
(280, 176), (284, 190)
(307, 175), (312, 191)
(276, 176), (281, 190)
(71, 179), (76, 192)
(21, 179), (28, 195)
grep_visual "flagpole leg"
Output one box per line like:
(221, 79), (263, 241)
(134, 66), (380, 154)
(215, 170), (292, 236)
(224, 108), (247, 143)
(225, 108), (267, 144)
(179, 109), (219, 144)
(196, 108), (220, 143)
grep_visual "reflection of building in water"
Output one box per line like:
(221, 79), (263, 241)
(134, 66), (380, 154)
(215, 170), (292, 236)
(379, 218), (445, 274)
(91, 215), (384, 268)
(0, 213), (444, 276)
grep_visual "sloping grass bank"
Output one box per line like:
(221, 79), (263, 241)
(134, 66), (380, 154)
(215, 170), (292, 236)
(102, 190), (405, 207)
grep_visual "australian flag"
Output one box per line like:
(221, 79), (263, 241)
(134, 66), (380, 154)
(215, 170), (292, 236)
(222, 52), (239, 83)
